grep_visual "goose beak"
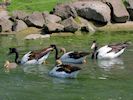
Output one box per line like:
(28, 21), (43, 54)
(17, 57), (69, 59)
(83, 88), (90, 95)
(48, 47), (54, 51)
(51, 48), (54, 51)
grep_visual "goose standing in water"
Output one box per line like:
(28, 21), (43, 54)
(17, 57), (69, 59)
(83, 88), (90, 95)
(49, 60), (81, 78)
(52, 45), (90, 64)
(91, 40), (129, 59)
(8, 45), (55, 65)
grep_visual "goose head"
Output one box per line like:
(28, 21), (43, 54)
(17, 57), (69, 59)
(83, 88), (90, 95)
(91, 40), (98, 59)
(91, 40), (97, 50)
(56, 59), (62, 65)
(8, 48), (17, 55)
(8, 48), (20, 64)
(60, 47), (66, 53)
(50, 44), (57, 50)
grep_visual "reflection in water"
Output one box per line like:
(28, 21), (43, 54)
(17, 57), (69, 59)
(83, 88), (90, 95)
(51, 77), (79, 84)
(22, 65), (50, 77)
(97, 58), (124, 71)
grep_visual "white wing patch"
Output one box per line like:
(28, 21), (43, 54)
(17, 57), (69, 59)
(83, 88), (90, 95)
(21, 51), (32, 64)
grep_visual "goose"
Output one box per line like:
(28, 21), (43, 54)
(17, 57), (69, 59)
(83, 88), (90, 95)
(8, 45), (55, 65)
(91, 40), (129, 59)
(49, 60), (81, 78)
(4, 60), (17, 72)
(53, 45), (90, 64)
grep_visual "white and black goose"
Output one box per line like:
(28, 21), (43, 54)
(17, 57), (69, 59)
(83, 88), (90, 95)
(53, 45), (90, 64)
(8, 45), (55, 65)
(49, 61), (81, 78)
(91, 40), (129, 59)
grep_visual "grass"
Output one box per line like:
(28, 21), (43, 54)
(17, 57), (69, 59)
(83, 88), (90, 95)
(6, 0), (72, 12)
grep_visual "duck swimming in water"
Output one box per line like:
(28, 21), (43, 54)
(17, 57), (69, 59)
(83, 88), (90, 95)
(91, 40), (129, 59)
(4, 60), (17, 72)
(49, 60), (81, 78)
(8, 45), (55, 65)
(52, 45), (90, 64)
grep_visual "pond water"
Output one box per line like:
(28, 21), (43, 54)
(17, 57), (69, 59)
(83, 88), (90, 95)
(0, 33), (133, 100)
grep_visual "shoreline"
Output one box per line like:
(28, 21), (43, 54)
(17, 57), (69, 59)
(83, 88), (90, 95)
(97, 21), (133, 32)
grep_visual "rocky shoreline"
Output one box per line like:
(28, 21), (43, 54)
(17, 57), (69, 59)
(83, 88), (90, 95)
(0, 0), (133, 39)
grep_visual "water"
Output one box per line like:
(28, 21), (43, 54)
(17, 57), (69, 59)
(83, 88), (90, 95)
(0, 34), (133, 100)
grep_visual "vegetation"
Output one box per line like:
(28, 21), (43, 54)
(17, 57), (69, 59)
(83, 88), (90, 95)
(6, 0), (72, 12)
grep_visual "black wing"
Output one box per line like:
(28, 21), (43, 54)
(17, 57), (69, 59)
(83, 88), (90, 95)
(56, 64), (81, 73)
(68, 51), (90, 59)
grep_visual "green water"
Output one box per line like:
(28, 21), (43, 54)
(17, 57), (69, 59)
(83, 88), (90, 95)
(0, 32), (133, 100)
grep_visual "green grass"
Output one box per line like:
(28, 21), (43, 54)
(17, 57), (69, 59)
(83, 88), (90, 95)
(7, 0), (72, 12)
(3, 0), (127, 13)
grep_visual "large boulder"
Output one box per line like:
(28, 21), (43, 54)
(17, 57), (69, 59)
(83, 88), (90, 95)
(25, 34), (50, 40)
(72, 1), (111, 23)
(61, 17), (80, 33)
(0, 10), (10, 19)
(44, 14), (62, 23)
(12, 10), (29, 21)
(25, 12), (45, 28)
(77, 17), (96, 33)
(104, 0), (129, 22)
(43, 22), (64, 33)
(12, 20), (28, 32)
(126, 0), (133, 20)
(52, 4), (78, 20)
(0, 18), (12, 32)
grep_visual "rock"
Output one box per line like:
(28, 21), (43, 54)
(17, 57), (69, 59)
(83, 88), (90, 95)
(126, 0), (133, 20)
(12, 10), (29, 21)
(61, 17), (80, 33)
(25, 34), (50, 40)
(0, 10), (10, 19)
(104, 0), (129, 22)
(25, 12), (45, 28)
(12, 20), (28, 32)
(43, 22), (64, 33)
(72, 1), (111, 23)
(52, 4), (78, 20)
(0, 18), (12, 32)
(44, 14), (61, 23)
(51, 32), (74, 36)
(77, 17), (96, 33)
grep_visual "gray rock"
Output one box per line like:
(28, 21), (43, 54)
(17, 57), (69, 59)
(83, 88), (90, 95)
(72, 1), (111, 23)
(12, 10), (29, 20)
(61, 17), (80, 33)
(13, 20), (28, 32)
(43, 22), (64, 33)
(0, 10), (10, 19)
(105, 0), (129, 22)
(0, 18), (12, 32)
(52, 4), (78, 20)
(45, 14), (62, 23)
(25, 12), (45, 28)
(126, 0), (133, 20)
(78, 17), (95, 33)
(25, 34), (50, 40)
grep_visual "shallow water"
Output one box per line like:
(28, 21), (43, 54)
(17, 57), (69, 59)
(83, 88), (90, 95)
(0, 34), (133, 100)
